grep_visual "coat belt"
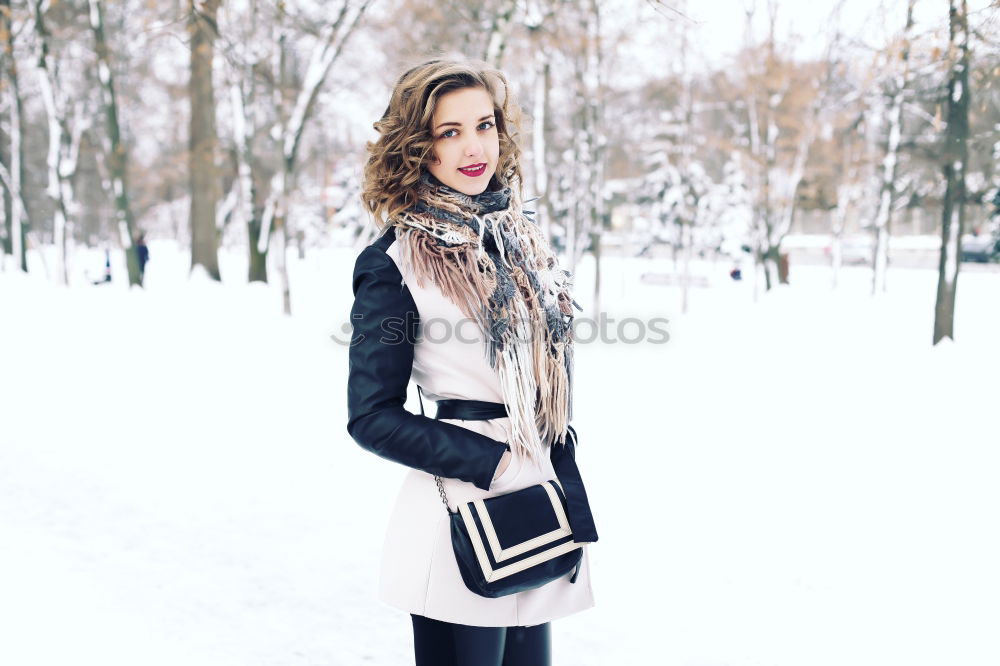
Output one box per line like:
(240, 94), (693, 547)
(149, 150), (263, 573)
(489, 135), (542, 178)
(433, 399), (508, 421)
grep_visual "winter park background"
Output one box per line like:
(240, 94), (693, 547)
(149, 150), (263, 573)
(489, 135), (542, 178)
(1, 1), (999, 665)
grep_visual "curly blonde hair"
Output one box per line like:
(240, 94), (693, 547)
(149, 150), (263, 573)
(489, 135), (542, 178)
(361, 56), (525, 228)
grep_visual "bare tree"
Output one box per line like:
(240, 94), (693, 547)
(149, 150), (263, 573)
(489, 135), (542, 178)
(819, 3), (865, 289)
(561, 0), (603, 281)
(524, 0), (561, 242)
(0, 0), (29, 272)
(674, 0), (696, 313)
(258, 0), (373, 314)
(189, 0), (223, 280)
(221, 0), (267, 282)
(527, 19), (552, 238)
(933, 0), (971, 344)
(484, 0), (517, 66)
(32, 0), (89, 285)
(830, 113), (865, 288)
(871, 0), (916, 295)
(89, 0), (143, 286)
(584, 0), (605, 313)
(740, 0), (821, 292)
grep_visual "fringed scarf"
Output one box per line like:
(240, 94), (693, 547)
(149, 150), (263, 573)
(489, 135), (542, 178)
(390, 170), (580, 462)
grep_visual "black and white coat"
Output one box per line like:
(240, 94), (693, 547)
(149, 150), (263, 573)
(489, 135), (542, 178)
(346, 226), (596, 627)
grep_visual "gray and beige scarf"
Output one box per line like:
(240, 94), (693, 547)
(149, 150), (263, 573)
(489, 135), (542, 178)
(390, 170), (580, 461)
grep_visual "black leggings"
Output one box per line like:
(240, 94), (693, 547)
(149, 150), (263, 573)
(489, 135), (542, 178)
(411, 613), (551, 666)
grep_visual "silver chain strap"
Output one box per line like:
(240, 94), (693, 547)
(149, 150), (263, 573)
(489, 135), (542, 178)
(434, 475), (451, 511)
(419, 385), (452, 512)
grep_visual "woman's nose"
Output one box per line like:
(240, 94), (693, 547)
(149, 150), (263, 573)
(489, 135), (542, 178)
(464, 136), (484, 157)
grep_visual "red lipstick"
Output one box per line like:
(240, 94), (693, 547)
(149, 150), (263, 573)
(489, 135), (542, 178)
(458, 163), (487, 177)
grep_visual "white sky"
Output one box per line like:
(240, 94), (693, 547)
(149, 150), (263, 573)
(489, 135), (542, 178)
(615, 0), (996, 77)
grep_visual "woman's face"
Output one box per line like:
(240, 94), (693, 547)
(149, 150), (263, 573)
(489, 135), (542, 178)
(427, 86), (500, 196)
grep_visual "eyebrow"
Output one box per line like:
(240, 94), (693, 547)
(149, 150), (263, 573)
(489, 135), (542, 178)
(434, 114), (495, 131)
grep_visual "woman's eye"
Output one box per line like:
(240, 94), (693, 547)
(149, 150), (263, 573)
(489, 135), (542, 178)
(441, 120), (496, 139)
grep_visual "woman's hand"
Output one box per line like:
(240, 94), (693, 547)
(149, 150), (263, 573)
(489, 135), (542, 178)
(493, 450), (511, 481)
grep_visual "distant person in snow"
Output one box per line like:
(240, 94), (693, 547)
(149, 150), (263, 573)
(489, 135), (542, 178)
(92, 248), (112, 285)
(135, 233), (150, 282)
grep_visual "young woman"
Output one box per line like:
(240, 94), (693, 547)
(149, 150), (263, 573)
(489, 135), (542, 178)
(347, 57), (597, 666)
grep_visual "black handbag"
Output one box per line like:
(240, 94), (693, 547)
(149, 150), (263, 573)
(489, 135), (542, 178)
(434, 474), (585, 598)
(416, 386), (593, 598)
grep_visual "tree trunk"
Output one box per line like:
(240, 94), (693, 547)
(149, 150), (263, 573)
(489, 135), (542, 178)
(774, 99), (816, 256)
(933, 0), (970, 344)
(248, 218), (267, 281)
(565, 0), (601, 277)
(2, 177), (9, 260)
(189, 0), (222, 281)
(0, 0), (30, 273)
(586, 0), (604, 310)
(761, 244), (775, 291)
(0, 57), (9, 269)
(90, 0), (142, 286)
(273, 12), (292, 310)
(484, 0), (517, 67)
(227, 0), (267, 283)
(529, 28), (551, 238)
(681, 223), (692, 314)
(591, 228), (601, 315)
(566, 100), (582, 276)
(0, 0), (12, 266)
(830, 188), (848, 288)
(831, 126), (861, 289)
(679, 1), (693, 313)
(32, 0), (85, 286)
(273, 206), (291, 315)
(777, 250), (789, 284)
(267, 0), (371, 314)
(231, 105), (264, 283)
(871, 0), (915, 295)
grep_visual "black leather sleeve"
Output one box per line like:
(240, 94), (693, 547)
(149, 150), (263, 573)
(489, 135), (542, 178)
(346, 241), (509, 491)
(551, 424), (599, 543)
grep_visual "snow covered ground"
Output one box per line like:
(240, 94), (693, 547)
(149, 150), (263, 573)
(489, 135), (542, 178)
(1, 241), (998, 666)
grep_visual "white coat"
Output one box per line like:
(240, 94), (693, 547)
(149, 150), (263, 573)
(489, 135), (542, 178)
(369, 238), (595, 628)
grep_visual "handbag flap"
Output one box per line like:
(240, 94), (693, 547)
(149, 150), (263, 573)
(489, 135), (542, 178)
(456, 481), (577, 582)
(481, 482), (569, 551)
